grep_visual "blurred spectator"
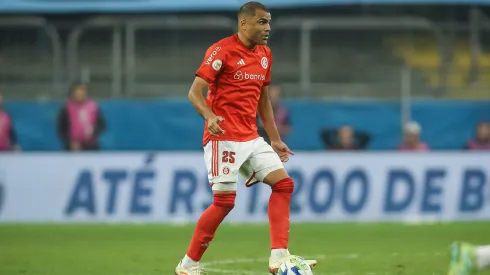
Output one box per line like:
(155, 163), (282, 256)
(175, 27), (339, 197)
(464, 122), (490, 150)
(57, 83), (106, 151)
(257, 85), (291, 144)
(0, 93), (21, 152)
(398, 121), (429, 151)
(320, 126), (371, 150)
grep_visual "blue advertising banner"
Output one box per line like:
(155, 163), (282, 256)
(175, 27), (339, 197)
(0, 152), (488, 223)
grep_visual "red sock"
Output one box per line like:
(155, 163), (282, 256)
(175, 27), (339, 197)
(268, 177), (294, 249)
(186, 193), (236, 261)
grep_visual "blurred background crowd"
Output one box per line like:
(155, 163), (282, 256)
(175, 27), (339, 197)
(0, 1), (490, 153)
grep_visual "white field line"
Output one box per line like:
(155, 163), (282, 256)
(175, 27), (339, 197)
(200, 252), (445, 275)
(201, 254), (355, 275)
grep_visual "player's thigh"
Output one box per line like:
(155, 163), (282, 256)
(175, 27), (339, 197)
(203, 140), (247, 192)
(239, 158), (260, 187)
(239, 160), (289, 187)
(248, 137), (288, 186)
(262, 168), (290, 186)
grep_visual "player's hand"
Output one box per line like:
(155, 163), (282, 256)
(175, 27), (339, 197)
(271, 140), (294, 162)
(206, 116), (226, 137)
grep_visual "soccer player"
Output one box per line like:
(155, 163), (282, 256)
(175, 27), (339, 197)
(448, 242), (490, 275)
(174, 2), (317, 275)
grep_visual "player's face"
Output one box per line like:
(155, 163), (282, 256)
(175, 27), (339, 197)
(338, 127), (353, 146)
(247, 9), (271, 45)
(73, 86), (88, 102)
(477, 123), (490, 140)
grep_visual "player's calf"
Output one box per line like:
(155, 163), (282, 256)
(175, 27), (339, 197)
(178, 192), (236, 272)
(265, 176), (319, 274)
(267, 177), (302, 274)
(268, 177), (294, 254)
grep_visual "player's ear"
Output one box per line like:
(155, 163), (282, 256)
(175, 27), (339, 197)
(239, 18), (247, 29)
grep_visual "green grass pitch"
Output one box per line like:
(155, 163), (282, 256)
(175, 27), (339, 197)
(0, 222), (489, 275)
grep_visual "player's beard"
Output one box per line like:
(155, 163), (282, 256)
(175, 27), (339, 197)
(255, 33), (268, 45)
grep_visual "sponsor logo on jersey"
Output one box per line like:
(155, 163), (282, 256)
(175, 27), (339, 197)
(205, 46), (222, 65)
(237, 59), (246, 65)
(233, 70), (265, 81)
(261, 57), (268, 69)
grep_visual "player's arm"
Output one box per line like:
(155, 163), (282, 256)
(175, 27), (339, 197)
(258, 85), (281, 142)
(189, 44), (228, 136)
(188, 77), (216, 121)
(258, 51), (282, 143)
(192, 45), (226, 136)
(258, 86), (294, 160)
(188, 77), (225, 136)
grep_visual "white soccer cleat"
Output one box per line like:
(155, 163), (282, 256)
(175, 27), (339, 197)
(268, 254), (317, 274)
(174, 260), (206, 275)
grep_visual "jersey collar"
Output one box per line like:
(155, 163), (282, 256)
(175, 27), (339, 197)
(234, 33), (256, 52)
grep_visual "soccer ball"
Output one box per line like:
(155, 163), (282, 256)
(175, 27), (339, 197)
(278, 255), (314, 275)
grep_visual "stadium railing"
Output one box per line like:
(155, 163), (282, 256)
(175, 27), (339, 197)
(1, 12), (490, 101)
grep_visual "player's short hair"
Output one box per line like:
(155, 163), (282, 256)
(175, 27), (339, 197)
(68, 81), (89, 97)
(238, 1), (269, 18)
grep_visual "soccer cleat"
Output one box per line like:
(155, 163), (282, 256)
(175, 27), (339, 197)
(174, 260), (206, 275)
(268, 253), (317, 275)
(447, 242), (477, 275)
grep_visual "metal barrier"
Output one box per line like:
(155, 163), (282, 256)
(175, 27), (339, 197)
(124, 16), (236, 96)
(64, 15), (445, 100)
(0, 16), (63, 97)
(66, 16), (127, 97)
(272, 16), (445, 94)
(3, 13), (487, 100)
(468, 8), (490, 99)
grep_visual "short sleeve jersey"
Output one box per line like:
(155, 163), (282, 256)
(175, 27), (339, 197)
(195, 33), (272, 146)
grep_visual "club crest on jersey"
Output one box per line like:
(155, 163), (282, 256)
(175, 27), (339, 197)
(212, 60), (222, 71)
(261, 57), (268, 69)
(222, 167), (230, 175)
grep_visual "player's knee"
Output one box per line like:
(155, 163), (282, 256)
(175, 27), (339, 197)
(271, 177), (294, 194)
(211, 181), (237, 193)
(213, 193), (236, 209)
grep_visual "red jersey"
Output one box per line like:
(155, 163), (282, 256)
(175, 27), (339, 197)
(195, 33), (272, 146)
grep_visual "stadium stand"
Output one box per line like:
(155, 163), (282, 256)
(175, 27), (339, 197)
(387, 34), (490, 99)
(1, 23), (490, 100)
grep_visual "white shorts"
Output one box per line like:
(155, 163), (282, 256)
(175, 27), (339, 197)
(203, 137), (284, 191)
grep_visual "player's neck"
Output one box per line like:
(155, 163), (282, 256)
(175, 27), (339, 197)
(237, 32), (256, 49)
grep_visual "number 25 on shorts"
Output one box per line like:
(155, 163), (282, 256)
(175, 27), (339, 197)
(222, 151), (235, 163)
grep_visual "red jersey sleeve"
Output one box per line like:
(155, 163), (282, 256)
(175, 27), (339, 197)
(195, 44), (228, 84)
(263, 50), (272, 87)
